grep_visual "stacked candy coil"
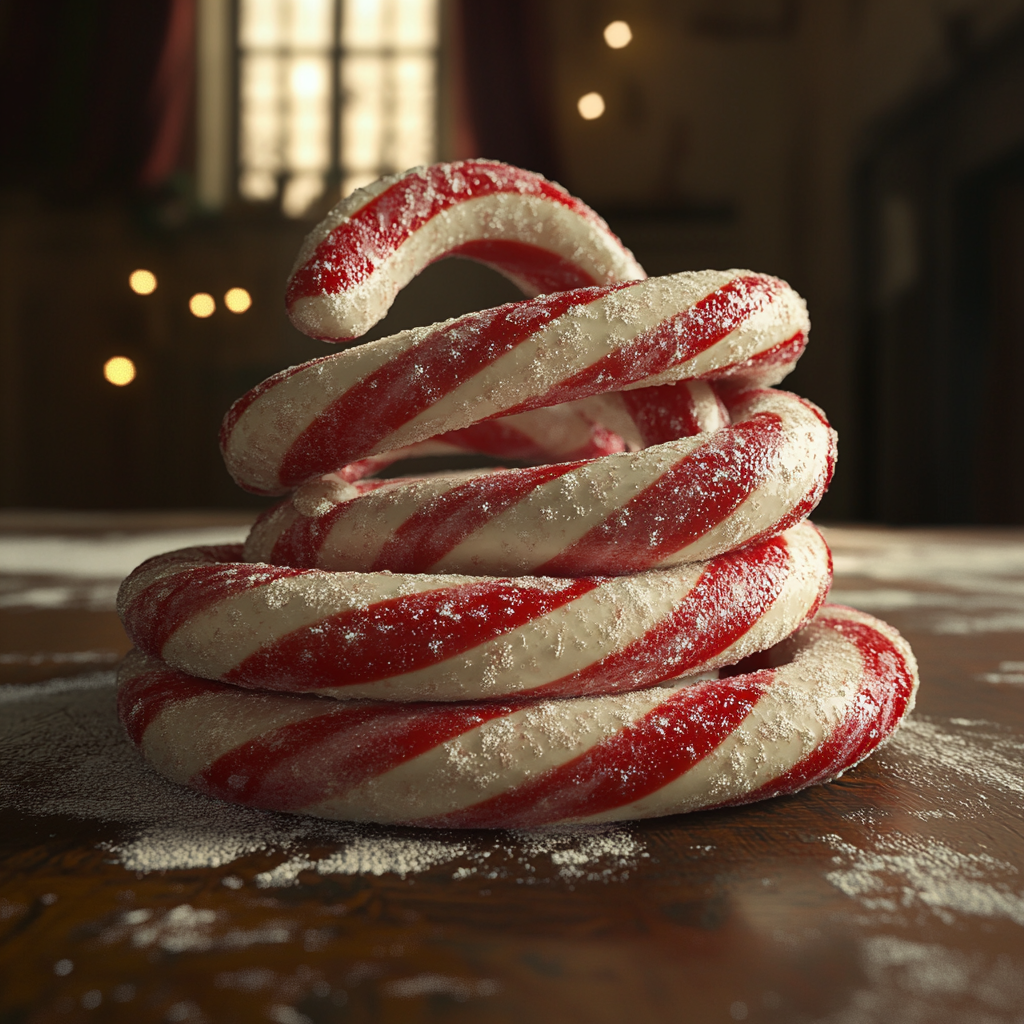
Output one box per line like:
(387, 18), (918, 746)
(117, 161), (918, 827)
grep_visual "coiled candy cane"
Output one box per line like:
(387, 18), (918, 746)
(117, 605), (917, 827)
(117, 161), (917, 825)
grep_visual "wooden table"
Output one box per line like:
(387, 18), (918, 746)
(2, 512), (1023, 1024)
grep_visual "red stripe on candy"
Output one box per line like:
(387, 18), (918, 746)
(702, 330), (807, 384)
(370, 461), (587, 572)
(121, 547), (309, 659)
(268, 501), (351, 568)
(499, 275), (784, 418)
(277, 287), (616, 490)
(718, 394), (836, 553)
(117, 664), (221, 747)
(732, 613), (917, 804)
(220, 355), (334, 466)
(447, 238), (600, 294)
(193, 700), (516, 811)
(416, 670), (773, 828)
(223, 576), (603, 691)
(536, 413), (785, 576)
(528, 533), (792, 698)
(621, 383), (706, 444)
(286, 162), (615, 310)
(438, 420), (555, 461)
(438, 418), (625, 462)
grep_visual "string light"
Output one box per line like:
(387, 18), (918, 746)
(224, 287), (253, 313)
(103, 357), (137, 386)
(603, 21), (632, 48)
(128, 269), (157, 295)
(189, 293), (216, 318)
(577, 92), (606, 120)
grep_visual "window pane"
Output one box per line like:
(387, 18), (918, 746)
(239, 53), (282, 172)
(282, 171), (326, 216)
(341, 55), (384, 172)
(285, 0), (335, 48)
(286, 55), (331, 171)
(237, 0), (439, 212)
(393, 0), (437, 49)
(239, 0), (282, 48)
(342, 171), (380, 197)
(342, 0), (384, 48)
(391, 54), (434, 171)
(240, 169), (278, 201)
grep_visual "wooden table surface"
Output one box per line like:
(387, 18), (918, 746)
(1, 512), (1022, 1024)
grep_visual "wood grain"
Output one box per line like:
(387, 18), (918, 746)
(1, 518), (1022, 1024)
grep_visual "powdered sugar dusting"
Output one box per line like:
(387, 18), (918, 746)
(253, 824), (647, 888)
(97, 904), (294, 953)
(254, 836), (471, 886)
(811, 936), (1024, 1024)
(823, 833), (1024, 925)
(0, 672), (647, 884)
(884, 718), (1024, 801)
(816, 717), (1024, 927)
(511, 826), (649, 882)
(825, 528), (1024, 634)
(0, 528), (249, 610)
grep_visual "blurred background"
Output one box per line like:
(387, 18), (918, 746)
(0, 0), (1022, 522)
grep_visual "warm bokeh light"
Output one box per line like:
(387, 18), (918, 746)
(103, 356), (136, 386)
(128, 269), (157, 295)
(603, 21), (632, 48)
(577, 92), (606, 120)
(224, 287), (253, 313)
(189, 292), (216, 318)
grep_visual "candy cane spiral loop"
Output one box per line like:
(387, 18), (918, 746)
(116, 161), (917, 826)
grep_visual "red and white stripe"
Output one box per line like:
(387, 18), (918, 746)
(115, 161), (919, 826)
(223, 268), (811, 496)
(245, 388), (835, 577)
(285, 161), (646, 341)
(306, 376), (731, 484)
(116, 605), (919, 828)
(117, 522), (830, 702)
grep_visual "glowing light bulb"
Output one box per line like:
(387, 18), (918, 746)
(224, 287), (252, 313)
(189, 292), (216, 318)
(129, 269), (157, 295)
(603, 21), (632, 48)
(577, 92), (606, 120)
(104, 356), (136, 386)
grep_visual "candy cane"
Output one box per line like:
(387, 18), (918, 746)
(224, 266), (812, 496)
(116, 605), (918, 827)
(117, 521), (830, 702)
(243, 387), (834, 577)
(286, 161), (646, 341)
(115, 161), (917, 827)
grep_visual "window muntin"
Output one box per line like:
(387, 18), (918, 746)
(237, 0), (438, 216)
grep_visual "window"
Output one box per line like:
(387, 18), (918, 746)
(233, 0), (439, 217)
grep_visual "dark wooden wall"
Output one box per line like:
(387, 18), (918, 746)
(3, 0), (1024, 518)
(857, 25), (1024, 522)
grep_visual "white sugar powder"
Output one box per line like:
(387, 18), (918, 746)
(0, 529), (249, 579)
(97, 904), (294, 953)
(0, 672), (646, 884)
(817, 717), (1024, 926)
(811, 935), (1024, 1024)
(823, 528), (1024, 634)
(381, 974), (500, 1000)
(823, 833), (1024, 925)
(884, 718), (1024, 800)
